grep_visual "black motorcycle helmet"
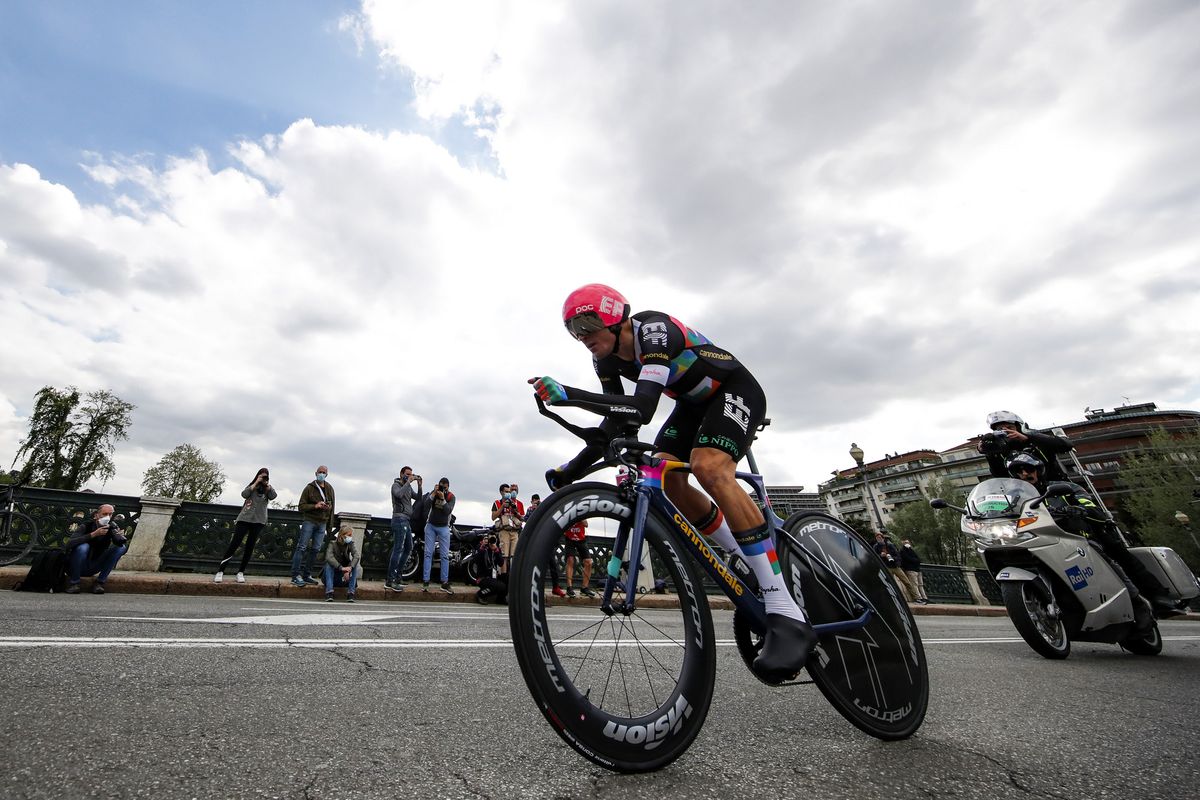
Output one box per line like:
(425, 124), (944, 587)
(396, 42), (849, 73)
(1006, 452), (1045, 483)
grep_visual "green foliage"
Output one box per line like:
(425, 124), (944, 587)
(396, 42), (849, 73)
(141, 444), (226, 502)
(1119, 426), (1200, 570)
(13, 386), (135, 490)
(885, 478), (976, 566)
(841, 511), (874, 535)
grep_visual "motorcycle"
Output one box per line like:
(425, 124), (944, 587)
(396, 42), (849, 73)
(932, 478), (1199, 659)
(399, 526), (497, 585)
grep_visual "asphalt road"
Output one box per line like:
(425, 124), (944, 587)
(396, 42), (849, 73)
(1, 592), (1198, 800)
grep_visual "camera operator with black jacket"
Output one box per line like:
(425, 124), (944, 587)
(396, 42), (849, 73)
(65, 503), (129, 594)
(978, 410), (1073, 481)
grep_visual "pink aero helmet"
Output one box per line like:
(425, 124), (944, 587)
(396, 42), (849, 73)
(561, 284), (629, 339)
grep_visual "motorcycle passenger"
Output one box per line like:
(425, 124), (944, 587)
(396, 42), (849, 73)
(531, 283), (816, 683)
(980, 411), (1073, 482)
(1006, 453), (1173, 618)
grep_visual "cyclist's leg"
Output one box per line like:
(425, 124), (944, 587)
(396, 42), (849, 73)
(655, 405), (741, 553)
(689, 373), (815, 679)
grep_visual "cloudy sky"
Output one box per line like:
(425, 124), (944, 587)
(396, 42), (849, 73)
(2, 0), (1198, 524)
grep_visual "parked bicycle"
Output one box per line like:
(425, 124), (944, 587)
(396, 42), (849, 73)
(0, 478), (40, 567)
(508, 399), (929, 772)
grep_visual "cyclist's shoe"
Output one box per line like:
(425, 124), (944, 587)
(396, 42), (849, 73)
(752, 614), (818, 683)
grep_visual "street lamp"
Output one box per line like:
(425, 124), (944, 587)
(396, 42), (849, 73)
(849, 443), (885, 532)
(1174, 511), (1200, 554)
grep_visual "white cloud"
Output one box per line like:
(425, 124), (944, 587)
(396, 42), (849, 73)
(3, 0), (1199, 521)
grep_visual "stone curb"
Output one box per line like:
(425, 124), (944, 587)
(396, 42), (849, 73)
(2, 567), (1197, 620)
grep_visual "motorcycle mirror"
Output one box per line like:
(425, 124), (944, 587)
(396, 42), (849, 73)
(1045, 482), (1077, 497)
(930, 498), (967, 515)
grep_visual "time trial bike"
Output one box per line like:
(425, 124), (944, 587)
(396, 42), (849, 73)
(508, 399), (928, 772)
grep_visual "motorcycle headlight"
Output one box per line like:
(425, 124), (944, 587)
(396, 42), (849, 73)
(963, 519), (1035, 546)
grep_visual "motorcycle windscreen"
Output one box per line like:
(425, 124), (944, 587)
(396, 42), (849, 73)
(966, 478), (1041, 517)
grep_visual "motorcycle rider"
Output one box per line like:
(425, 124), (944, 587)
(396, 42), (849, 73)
(531, 283), (816, 683)
(980, 411), (1073, 482)
(1006, 453), (1174, 619)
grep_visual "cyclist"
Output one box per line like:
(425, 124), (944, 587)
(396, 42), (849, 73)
(530, 283), (816, 682)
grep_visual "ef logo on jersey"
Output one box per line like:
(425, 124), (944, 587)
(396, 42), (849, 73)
(641, 321), (669, 347)
(723, 393), (751, 434)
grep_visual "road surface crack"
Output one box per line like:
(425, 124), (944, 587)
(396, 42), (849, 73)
(451, 769), (491, 799)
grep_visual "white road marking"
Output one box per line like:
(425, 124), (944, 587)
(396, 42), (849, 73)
(91, 614), (437, 626)
(2, 635), (1197, 650)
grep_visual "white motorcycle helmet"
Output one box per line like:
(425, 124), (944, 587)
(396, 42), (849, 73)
(986, 410), (1026, 431)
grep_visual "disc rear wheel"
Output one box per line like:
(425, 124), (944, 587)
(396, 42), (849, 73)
(779, 512), (929, 740)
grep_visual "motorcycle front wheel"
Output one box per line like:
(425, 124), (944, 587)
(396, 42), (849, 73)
(1001, 580), (1071, 659)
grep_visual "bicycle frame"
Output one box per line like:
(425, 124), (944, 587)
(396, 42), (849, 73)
(597, 451), (874, 638)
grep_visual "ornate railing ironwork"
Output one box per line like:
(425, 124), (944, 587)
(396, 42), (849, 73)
(921, 564), (974, 604)
(0, 486), (141, 565)
(975, 568), (1003, 604)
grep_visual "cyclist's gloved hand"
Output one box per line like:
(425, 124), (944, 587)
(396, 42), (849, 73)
(529, 376), (568, 405)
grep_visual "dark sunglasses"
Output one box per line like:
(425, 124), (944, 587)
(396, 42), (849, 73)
(565, 312), (608, 340)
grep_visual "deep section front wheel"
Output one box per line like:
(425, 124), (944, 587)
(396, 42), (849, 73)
(508, 482), (715, 773)
(778, 511), (929, 740)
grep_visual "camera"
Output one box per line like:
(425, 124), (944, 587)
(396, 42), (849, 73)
(979, 430), (1010, 454)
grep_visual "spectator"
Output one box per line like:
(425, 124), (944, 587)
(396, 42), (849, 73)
(323, 524), (360, 603)
(491, 483), (524, 575)
(216, 467), (276, 584)
(422, 477), (456, 594)
(899, 539), (929, 604)
(563, 518), (595, 598)
(292, 465), (335, 588)
(872, 531), (917, 603)
(526, 493), (541, 519)
(65, 504), (128, 594)
(387, 466), (423, 592)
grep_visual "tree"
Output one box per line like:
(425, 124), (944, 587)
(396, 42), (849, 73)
(1118, 426), (1200, 570)
(13, 386), (135, 490)
(886, 478), (975, 566)
(141, 444), (226, 502)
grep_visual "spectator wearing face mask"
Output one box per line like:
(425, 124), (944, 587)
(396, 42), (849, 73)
(491, 483), (524, 575)
(65, 504), (128, 594)
(292, 465), (335, 588)
(216, 467), (276, 584)
(422, 478), (457, 593)
(323, 524), (360, 603)
(899, 539), (929, 604)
